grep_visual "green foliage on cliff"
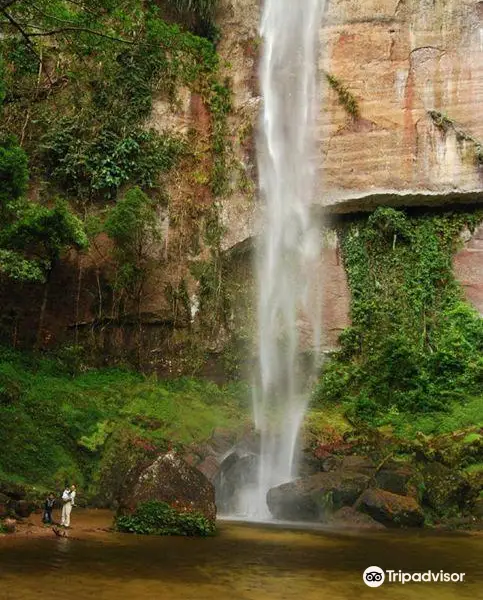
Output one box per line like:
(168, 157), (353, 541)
(0, 135), (28, 212)
(0, 135), (87, 282)
(0, 347), (248, 493)
(116, 500), (216, 536)
(0, 0), (230, 203)
(314, 207), (483, 425)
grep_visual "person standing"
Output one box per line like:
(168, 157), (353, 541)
(42, 492), (55, 524)
(61, 485), (76, 528)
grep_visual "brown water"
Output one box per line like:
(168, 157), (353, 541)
(0, 510), (482, 600)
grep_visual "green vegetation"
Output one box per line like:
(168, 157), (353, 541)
(0, 347), (249, 496)
(0, 0), (233, 364)
(324, 73), (360, 119)
(116, 500), (215, 536)
(0, 135), (87, 283)
(314, 207), (483, 434)
(0, 0), (230, 205)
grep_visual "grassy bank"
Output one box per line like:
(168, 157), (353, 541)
(0, 347), (249, 497)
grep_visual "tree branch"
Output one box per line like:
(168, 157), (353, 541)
(0, 0), (20, 11)
(27, 26), (138, 45)
(1, 10), (57, 86)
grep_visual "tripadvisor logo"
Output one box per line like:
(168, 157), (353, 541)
(363, 566), (385, 587)
(363, 566), (466, 587)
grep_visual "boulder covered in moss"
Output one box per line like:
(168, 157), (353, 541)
(119, 451), (216, 522)
(356, 488), (424, 527)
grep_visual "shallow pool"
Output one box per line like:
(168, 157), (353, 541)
(0, 510), (481, 599)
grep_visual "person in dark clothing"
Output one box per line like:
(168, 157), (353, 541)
(43, 493), (55, 524)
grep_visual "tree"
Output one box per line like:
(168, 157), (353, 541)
(0, 133), (88, 343)
(104, 186), (162, 318)
(0, 135), (87, 283)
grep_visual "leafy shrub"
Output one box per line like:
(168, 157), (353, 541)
(41, 124), (184, 200)
(116, 500), (215, 536)
(0, 135), (28, 212)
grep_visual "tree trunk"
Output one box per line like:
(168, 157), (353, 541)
(36, 269), (53, 349)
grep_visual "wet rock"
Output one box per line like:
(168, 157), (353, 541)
(329, 506), (385, 530)
(119, 451), (216, 522)
(266, 471), (370, 521)
(198, 455), (220, 482)
(321, 455), (342, 473)
(210, 428), (241, 455)
(214, 452), (259, 514)
(357, 488), (424, 528)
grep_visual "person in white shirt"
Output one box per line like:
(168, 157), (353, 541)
(61, 484), (76, 528)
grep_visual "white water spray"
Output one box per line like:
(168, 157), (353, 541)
(242, 0), (324, 519)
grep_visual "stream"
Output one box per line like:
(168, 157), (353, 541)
(0, 510), (481, 599)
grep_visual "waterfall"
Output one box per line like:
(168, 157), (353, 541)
(244, 0), (324, 519)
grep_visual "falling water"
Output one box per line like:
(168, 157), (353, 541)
(243, 0), (324, 519)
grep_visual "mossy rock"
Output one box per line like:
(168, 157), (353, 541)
(421, 462), (471, 514)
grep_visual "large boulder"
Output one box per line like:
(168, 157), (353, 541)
(357, 488), (425, 528)
(119, 451), (216, 522)
(267, 471), (370, 521)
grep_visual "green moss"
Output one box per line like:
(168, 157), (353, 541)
(0, 347), (249, 493)
(464, 463), (483, 475)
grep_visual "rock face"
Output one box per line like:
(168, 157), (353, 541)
(319, 0), (483, 212)
(119, 451), (216, 522)
(2, 0), (483, 364)
(356, 488), (425, 528)
(454, 224), (483, 315)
